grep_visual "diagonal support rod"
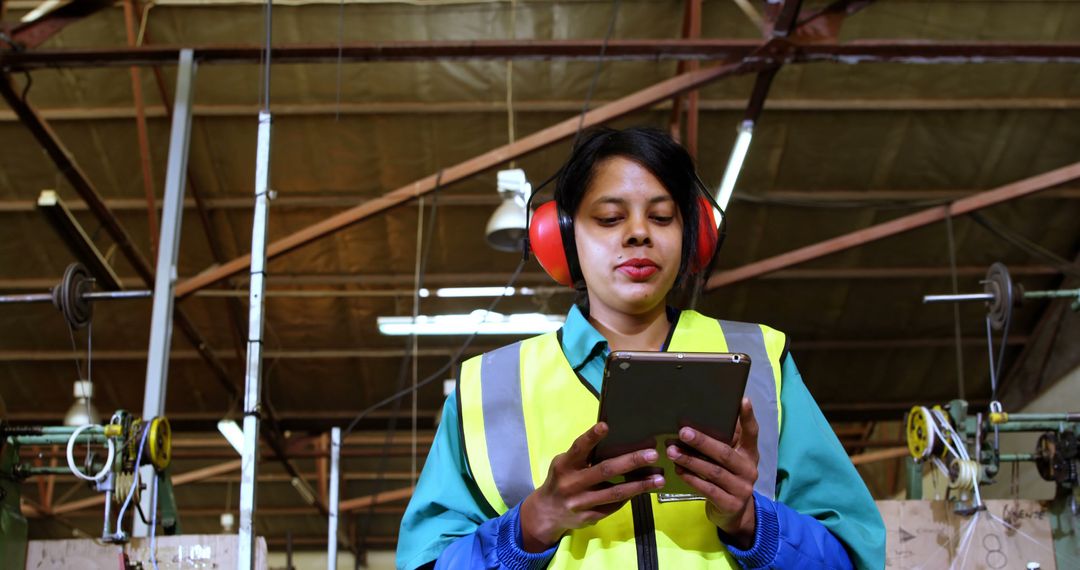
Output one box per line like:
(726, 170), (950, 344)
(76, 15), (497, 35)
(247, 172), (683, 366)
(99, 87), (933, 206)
(175, 59), (761, 298)
(706, 160), (1080, 290)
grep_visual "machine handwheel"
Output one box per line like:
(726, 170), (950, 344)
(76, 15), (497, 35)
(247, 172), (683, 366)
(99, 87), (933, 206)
(148, 417), (171, 471)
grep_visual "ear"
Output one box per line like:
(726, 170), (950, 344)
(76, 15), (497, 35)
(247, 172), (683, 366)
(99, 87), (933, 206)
(529, 201), (574, 287)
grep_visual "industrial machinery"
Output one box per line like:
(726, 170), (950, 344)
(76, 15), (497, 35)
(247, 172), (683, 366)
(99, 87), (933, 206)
(905, 262), (1080, 564)
(0, 263), (176, 567)
(0, 413), (176, 567)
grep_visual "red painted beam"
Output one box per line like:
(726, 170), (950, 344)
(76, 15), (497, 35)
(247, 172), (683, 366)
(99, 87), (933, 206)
(706, 160), (1080, 290)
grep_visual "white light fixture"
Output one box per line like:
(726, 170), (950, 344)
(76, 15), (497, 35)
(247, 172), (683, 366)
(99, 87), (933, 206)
(377, 310), (564, 336)
(290, 476), (317, 506)
(485, 169), (531, 252)
(220, 512), (235, 533)
(714, 119), (755, 222)
(20, 0), (64, 23)
(217, 419), (245, 455)
(434, 286), (536, 298)
(63, 380), (101, 427)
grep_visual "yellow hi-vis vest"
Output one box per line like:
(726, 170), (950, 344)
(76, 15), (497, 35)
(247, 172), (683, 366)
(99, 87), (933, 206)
(458, 310), (787, 569)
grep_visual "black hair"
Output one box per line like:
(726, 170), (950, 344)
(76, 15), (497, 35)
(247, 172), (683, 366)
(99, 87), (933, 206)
(553, 127), (710, 308)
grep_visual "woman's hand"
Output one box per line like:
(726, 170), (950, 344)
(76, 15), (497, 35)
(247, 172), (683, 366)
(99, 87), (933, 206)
(519, 422), (665, 552)
(666, 398), (760, 549)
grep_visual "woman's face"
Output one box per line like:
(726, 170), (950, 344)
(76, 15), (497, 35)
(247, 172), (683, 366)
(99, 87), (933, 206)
(573, 156), (684, 318)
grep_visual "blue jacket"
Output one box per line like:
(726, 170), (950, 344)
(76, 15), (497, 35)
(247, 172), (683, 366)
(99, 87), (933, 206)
(398, 306), (884, 569)
(434, 491), (855, 569)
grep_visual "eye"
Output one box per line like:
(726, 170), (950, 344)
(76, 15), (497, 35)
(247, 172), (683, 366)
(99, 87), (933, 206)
(594, 214), (623, 226)
(651, 215), (674, 224)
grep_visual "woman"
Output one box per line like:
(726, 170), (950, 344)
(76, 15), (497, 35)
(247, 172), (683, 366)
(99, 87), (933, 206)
(397, 127), (885, 569)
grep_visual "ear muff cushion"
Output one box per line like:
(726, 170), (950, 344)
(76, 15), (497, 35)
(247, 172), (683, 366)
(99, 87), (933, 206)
(529, 201), (574, 287)
(692, 196), (720, 273)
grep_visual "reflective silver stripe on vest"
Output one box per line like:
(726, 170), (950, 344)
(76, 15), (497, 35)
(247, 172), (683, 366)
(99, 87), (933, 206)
(718, 320), (779, 500)
(480, 341), (534, 508)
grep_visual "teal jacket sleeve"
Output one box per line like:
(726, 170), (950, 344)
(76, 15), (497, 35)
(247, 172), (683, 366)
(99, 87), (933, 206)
(774, 354), (886, 570)
(397, 392), (492, 569)
(397, 392), (557, 570)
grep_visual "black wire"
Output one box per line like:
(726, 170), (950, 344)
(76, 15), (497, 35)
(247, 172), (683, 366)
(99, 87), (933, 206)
(20, 71), (32, 102)
(334, 0), (346, 121)
(968, 211), (1080, 279)
(572, 0), (621, 149)
(734, 193), (951, 211)
(258, 0), (273, 112)
(944, 214), (965, 400)
(991, 306), (1012, 403)
(523, 0), (621, 257)
(357, 172), (442, 552)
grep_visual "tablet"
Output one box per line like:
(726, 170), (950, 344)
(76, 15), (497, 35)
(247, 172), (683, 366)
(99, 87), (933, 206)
(592, 350), (751, 496)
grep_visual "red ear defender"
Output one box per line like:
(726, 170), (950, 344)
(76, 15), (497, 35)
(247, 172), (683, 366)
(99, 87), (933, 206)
(692, 196), (720, 273)
(529, 201), (574, 287)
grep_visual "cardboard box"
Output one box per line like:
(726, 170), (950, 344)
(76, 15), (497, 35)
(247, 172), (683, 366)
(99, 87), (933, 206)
(26, 534), (268, 569)
(878, 500), (1056, 569)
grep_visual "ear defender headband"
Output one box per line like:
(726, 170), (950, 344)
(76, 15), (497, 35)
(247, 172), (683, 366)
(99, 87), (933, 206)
(525, 171), (728, 288)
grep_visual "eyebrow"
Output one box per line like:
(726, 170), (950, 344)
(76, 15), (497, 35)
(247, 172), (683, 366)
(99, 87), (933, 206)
(591, 195), (674, 206)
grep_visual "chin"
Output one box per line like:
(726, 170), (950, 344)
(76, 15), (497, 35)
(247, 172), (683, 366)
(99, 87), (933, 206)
(611, 287), (667, 313)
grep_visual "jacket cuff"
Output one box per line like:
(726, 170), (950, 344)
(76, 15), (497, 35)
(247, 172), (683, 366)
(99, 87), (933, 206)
(720, 491), (780, 569)
(495, 503), (558, 570)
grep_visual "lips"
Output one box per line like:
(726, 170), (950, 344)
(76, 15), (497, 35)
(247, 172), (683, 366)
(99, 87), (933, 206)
(616, 258), (659, 281)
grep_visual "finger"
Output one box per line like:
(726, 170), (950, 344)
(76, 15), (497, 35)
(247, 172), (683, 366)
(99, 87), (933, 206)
(565, 422), (608, 466)
(667, 444), (749, 489)
(673, 466), (744, 514)
(737, 398), (759, 460)
(578, 447), (659, 487)
(675, 428), (756, 479)
(572, 474), (664, 510)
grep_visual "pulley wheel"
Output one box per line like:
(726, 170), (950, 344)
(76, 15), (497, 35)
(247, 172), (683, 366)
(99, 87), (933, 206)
(50, 263), (93, 329)
(148, 417), (171, 471)
(984, 262), (1014, 331)
(906, 407), (935, 461)
(1035, 432), (1058, 482)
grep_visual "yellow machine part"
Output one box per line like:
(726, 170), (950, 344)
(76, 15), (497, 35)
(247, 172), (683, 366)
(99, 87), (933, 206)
(906, 406), (933, 460)
(907, 405), (953, 461)
(148, 417), (171, 471)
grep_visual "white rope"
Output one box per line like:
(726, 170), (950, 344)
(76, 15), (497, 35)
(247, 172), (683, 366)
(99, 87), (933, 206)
(952, 511), (981, 570)
(66, 424), (114, 482)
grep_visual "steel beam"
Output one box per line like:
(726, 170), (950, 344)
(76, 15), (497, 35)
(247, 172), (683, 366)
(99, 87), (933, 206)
(239, 108), (273, 570)
(0, 263), (1067, 290)
(707, 160), (1080, 289)
(339, 486), (415, 513)
(2, 189), (1080, 214)
(137, 3), (250, 364)
(141, 48), (194, 420)
(0, 335), (1031, 363)
(135, 48), (196, 539)
(5, 39), (1080, 69)
(174, 60), (755, 297)
(5, 97), (1080, 123)
(327, 427), (341, 570)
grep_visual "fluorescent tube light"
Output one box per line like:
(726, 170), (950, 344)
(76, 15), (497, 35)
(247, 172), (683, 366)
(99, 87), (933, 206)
(21, 0), (64, 23)
(216, 419), (245, 455)
(714, 120), (755, 222)
(377, 310), (564, 336)
(434, 286), (531, 298)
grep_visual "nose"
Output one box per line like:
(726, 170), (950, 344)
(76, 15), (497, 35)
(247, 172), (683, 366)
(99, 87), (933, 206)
(623, 213), (652, 248)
